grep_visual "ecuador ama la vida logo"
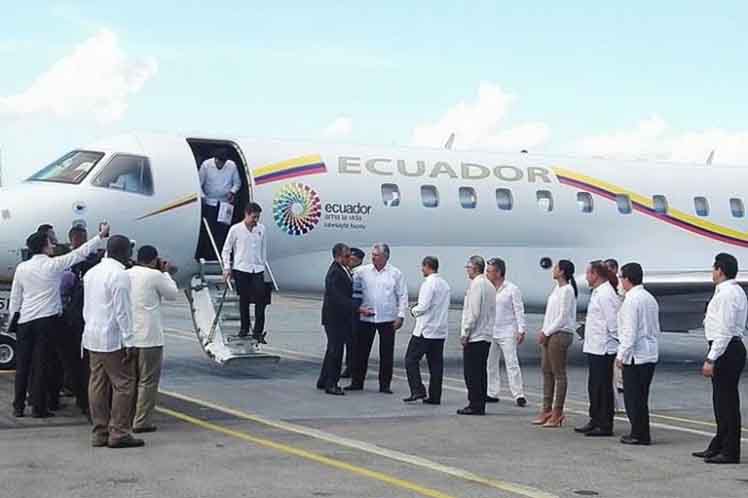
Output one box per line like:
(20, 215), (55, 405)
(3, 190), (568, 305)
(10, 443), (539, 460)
(273, 183), (322, 236)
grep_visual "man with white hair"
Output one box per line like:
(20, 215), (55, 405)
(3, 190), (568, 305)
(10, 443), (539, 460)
(345, 243), (408, 394)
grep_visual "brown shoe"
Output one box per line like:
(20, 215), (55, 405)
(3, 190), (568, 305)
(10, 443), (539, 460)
(108, 435), (145, 449)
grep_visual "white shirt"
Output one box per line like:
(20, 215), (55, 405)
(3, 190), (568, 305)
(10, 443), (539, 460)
(199, 158), (242, 206)
(128, 266), (179, 348)
(461, 274), (496, 342)
(410, 273), (451, 339)
(493, 280), (527, 339)
(583, 281), (622, 355)
(82, 258), (134, 353)
(9, 236), (104, 324)
(358, 263), (408, 323)
(541, 283), (577, 336)
(704, 279), (747, 361)
(616, 285), (660, 365)
(222, 222), (267, 274)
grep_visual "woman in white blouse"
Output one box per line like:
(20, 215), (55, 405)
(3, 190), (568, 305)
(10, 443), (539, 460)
(533, 260), (578, 427)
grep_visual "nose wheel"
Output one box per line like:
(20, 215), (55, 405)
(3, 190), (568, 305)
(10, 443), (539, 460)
(0, 334), (16, 370)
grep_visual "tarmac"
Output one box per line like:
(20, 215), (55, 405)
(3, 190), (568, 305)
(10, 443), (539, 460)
(1, 293), (747, 498)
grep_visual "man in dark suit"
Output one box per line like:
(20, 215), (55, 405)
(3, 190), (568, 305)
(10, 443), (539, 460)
(317, 243), (372, 395)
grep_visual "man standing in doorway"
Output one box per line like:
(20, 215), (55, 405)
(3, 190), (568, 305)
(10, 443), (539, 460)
(199, 147), (242, 255)
(222, 203), (269, 343)
(346, 243), (407, 394)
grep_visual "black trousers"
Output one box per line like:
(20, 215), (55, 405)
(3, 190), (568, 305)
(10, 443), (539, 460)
(198, 203), (230, 258)
(233, 271), (267, 337)
(13, 316), (57, 413)
(405, 336), (445, 402)
(463, 340), (491, 411)
(60, 320), (89, 411)
(622, 362), (656, 442)
(318, 324), (348, 389)
(587, 353), (616, 431)
(707, 339), (746, 460)
(350, 321), (395, 389)
(343, 321), (356, 371)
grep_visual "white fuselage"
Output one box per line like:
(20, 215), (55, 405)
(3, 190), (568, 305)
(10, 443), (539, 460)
(1, 132), (745, 317)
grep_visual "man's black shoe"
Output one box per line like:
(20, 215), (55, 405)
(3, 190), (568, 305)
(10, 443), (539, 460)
(108, 435), (145, 449)
(403, 393), (427, 403)
(457, 407), (485, 415)
(133, 426), (158, 434)
(31, 410), (55, 418)
(254, 332), (268, 345)
(620, 435), (650, 445)
(516, 397), (527, 407)
(316, 380), (325, 390)
(705, 454), (739, 464)
(379, 387), (393, 394)
(423, 398), (441, 405)
(325, 387), (345, 396)
(692, 449), (719, 459)
(340, 368), (351, 378)
(237, 331), (249, 338)
(586, 427), (613, 437)
(13, 408), (24, 418)
(343, 384), (363, 391)
(574, 422), (596, 434)
(485, 396), (500, 403)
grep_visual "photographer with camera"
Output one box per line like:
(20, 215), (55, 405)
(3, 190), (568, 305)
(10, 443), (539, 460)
(127, 245), (179, 434)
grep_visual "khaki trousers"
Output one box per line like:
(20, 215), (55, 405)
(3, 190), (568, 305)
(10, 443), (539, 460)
(88, 349), (136, 444)
(541, 332), (573, 411)
(132, 346), (164, 429)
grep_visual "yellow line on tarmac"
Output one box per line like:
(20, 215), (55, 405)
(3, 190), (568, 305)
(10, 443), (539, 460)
(158, 388), (558, 498)
(155, 406), (456, 498)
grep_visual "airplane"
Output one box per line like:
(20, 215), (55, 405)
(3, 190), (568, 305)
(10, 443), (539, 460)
(0, 131), (745, 368)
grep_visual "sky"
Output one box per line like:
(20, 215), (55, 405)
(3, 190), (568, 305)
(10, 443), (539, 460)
(1, 1), (747, 184)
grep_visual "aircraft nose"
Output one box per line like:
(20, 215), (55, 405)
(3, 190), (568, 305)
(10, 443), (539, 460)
(0, 190), (26, 286)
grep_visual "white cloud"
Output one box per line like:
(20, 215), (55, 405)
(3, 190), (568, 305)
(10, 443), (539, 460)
(0, 29), (157, 123)
(323, 116), (353, 138)
(575, 115), (748, 165)
(410, 82), (550, 150)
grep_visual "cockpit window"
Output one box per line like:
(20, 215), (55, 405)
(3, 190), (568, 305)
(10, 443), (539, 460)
(27, 150), (105, 184)
(92, 154), (154, 195)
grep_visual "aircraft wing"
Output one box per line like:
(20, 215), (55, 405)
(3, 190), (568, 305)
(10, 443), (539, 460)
(642, 270), (748, 331)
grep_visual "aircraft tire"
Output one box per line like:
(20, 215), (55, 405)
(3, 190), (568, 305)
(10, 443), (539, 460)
(0, 334), (16, 370)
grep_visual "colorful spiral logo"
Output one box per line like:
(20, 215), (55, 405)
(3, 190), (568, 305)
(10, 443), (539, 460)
(273, 183), (322, 236)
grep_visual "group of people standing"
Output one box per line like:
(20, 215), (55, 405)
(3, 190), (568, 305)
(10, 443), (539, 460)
(319, 246), (746, 465)
(9, 222), (178, 449)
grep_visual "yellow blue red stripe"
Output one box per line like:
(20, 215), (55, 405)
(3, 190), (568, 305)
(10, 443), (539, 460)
(136, 193), (199, 221)
(553, 167), (748, 248)
(253, 154), (327, 186)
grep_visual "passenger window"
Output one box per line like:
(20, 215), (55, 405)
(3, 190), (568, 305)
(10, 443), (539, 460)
(92, 155), (153, 195)
(694, 196), (709, 217)
(381, 184), (401, 207)
(577, 192), (593, 213)
(459, 187), (477, 209)
(653, 195), (668, 214)
(495, 188), (513, 211)
(730, 198), (744, 218)
(616, 194), (632, 214)
(420, 185), (439, 208)
(536, 190), (553, 212)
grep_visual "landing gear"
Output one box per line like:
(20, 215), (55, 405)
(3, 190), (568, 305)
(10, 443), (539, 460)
(0, 334), (17, 370)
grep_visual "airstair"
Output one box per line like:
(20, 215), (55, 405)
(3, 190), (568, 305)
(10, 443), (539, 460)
(184, 219), (280, 366)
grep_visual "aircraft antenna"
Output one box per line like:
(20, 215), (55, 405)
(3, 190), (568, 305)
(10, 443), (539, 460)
(444, 133), (455, 150)
(706, 149), (715, 165)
